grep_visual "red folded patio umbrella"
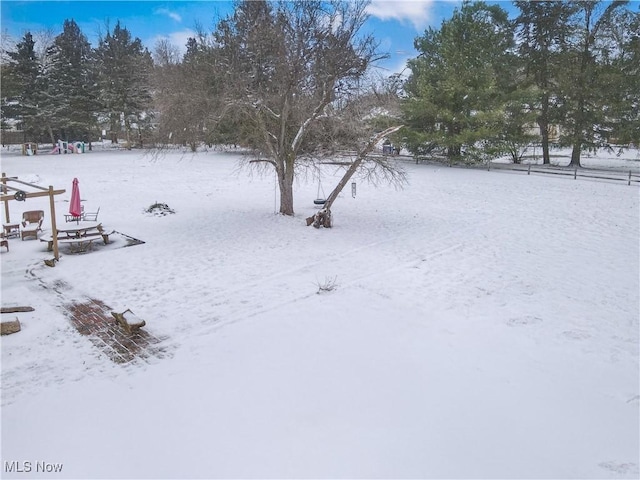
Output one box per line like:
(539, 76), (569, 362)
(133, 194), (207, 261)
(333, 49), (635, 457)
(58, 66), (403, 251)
(69, 178), (82, 221)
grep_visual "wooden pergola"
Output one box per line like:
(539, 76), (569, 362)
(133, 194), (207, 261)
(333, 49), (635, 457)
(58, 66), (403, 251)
(1, 172), (66, 260)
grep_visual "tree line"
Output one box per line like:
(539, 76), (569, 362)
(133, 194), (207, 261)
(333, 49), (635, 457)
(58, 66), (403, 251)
(1, 0), (638, 214)
(2, 19), (153, 147)
(403, 0), (639, 167)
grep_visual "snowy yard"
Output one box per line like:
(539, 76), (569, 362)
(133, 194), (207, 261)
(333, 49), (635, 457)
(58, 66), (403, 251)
(1, 146), (638, 479)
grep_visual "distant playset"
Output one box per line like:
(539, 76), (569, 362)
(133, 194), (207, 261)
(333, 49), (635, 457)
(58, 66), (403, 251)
(51, 140), (86, 154)
(21, 140), (86, 155)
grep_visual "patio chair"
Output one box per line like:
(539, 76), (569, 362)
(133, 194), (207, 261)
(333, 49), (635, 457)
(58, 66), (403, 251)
(1, 232), (8, 252)
(64, 205), (84, 223)
(83, 206), (100, 222)
(21, 210), (44, 240)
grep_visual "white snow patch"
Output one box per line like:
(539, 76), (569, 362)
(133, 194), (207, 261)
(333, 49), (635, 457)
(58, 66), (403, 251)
(1, 146), (638, 478)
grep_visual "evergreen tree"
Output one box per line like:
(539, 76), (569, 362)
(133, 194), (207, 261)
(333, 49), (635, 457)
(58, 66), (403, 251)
(515, 1), (576, 164)
(559, 1), (629, 166)
(2, 33), (40, 139)
(94, 21), (153, 145)
(497, 62), (540, 164)
(41, 19), (98, 143)
(590, 7), (640, 147)
(403, 1), (513, 162)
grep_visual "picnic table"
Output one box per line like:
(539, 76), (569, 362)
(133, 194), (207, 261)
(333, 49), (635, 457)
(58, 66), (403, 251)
(57, 221), (102, 238)
(41, 222), (115, 254)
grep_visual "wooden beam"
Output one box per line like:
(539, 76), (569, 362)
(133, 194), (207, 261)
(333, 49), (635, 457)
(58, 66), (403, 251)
(1, 306), (35, 313)
(1, 172), (9, 223)
(3, 184), (50, 192)
(0, 189), (65, 202)
(48, 185), (60, 260)
(3, 177), (50, 190)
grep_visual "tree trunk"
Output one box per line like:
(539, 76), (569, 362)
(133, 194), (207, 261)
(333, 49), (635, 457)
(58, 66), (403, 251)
(279, 180), (294, 215)
(569, 100), (585, 167)
(276, 155), (295, 216)
(306, 125), (403, 228)
(570, 143), (582, 167)
(110, 114), (119, 143)
(125, 118), (132, 148)
(538, 93), (550, 165)
(541, 133), (550, 165)
(448, 144), (461, 160)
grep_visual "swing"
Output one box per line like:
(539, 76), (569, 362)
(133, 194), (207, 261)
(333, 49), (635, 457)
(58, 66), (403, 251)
(314, 178), (326, 206)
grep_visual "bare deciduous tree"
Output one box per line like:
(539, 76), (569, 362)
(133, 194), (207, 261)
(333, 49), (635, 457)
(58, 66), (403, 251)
(153, 36), (221, 150)
(211, 0), (386, 216)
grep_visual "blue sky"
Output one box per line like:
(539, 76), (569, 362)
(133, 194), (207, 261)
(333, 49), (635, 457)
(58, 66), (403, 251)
(0, 1), (518, 75)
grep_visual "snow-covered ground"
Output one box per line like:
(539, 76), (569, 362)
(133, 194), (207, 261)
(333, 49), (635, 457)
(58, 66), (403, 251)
(1, 146), (638, 479)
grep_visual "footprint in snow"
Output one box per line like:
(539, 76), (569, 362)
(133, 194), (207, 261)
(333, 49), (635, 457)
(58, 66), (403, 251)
(506, 316), (543, 326)
(598, 461), (639, 476)
(562, 330), (591, 340)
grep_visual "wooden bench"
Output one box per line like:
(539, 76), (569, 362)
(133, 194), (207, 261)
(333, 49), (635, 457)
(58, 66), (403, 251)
(41, 235), (55, 252)
(111, 309), (146, 333)
(41, 235), (93, 252)
(58, 236), (97, 253)
(95, 228), (115, 244)
(79, 230), (115, 246)
(40, 235), (55, 251)
(40, 230), (115, 252)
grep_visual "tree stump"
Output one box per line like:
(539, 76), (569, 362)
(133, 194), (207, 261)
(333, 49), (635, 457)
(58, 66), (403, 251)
(307, 208), (332, 228)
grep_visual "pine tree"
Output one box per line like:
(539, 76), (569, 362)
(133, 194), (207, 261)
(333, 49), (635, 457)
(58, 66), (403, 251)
(94, 21), (153, 145)
(2, 33), (40, 139)
(403, 1), (514, 162)
(589, 7), (639, 147)
(41, 19), (98, 143)
(515, 1), (576, 164)
(560, 1), (629, 166)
